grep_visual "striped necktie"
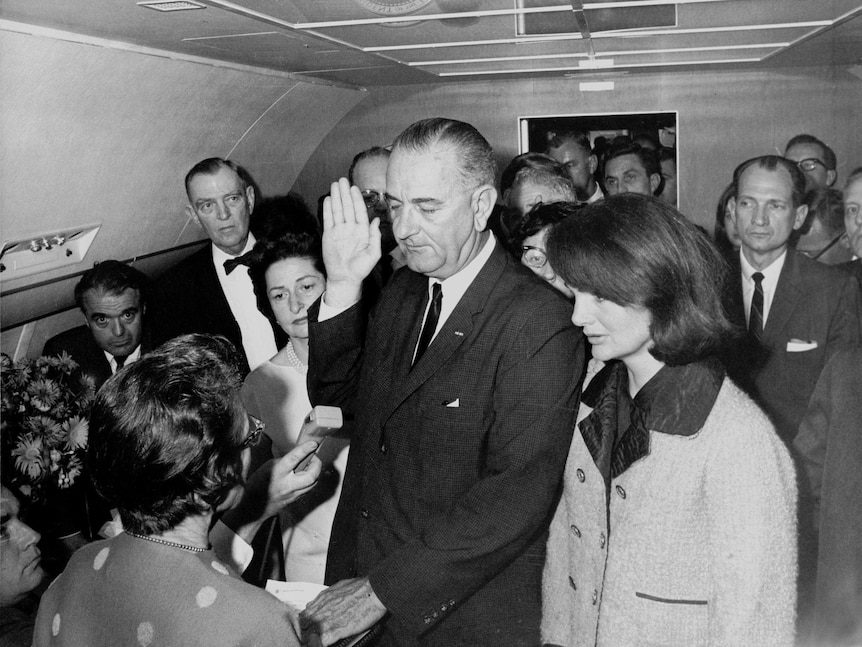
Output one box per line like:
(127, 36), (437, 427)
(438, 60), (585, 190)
(748, 272), (764, 340)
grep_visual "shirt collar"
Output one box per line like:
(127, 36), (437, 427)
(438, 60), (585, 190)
(211, 233), (256, 267)
(427, 232), (495, 301)
(739, 247), (786, 283)
(104, 344), (142, 371)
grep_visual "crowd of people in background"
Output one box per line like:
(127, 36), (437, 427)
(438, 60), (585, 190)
(2, 118), (861, 647)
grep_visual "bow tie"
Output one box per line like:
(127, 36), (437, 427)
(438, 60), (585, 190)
(223, 253), (252, 275)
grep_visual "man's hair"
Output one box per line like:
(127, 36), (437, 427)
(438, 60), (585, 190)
(392, 118), (496, 189)
(785, 134), (837, 170)
(500, 152), (569, 197)
(845, 166), (862, 189)
(248, 229), (325, 323)
(509, 201), (582, 251)
(732, 155), (807, 209)
(184, 158), (249, 198)
(73, 260), (149, 311)
(87, 334), (247, 535)
(348, 146), (391, 185)
(506, 167), (576, 206)
(799, 187), (845, 237)
(547, 193), (735, 366)
(602, 140), (662, 183)
(544, 130), (592, 156)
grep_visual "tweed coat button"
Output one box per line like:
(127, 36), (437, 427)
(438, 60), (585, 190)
(570, 524), (581, 538)
(576, 468), (585, 482)
(449, 599), (455, 606)
(599, 532), (606, 548)
(432, 611), (438, 619)
(380, 443), (387, 454)
(615, 485), (626, 499)
(360, 509), (369, 519)
(424, 617), (432, 625)
(592, 589), (598, 604)
(568, 576), (577, 591)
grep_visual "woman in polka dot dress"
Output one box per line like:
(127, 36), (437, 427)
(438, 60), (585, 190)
(33, 335), (317, 646)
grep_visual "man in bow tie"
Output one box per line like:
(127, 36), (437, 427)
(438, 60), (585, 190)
(300, 118), (585, 647)
(150, 158), (283, 373)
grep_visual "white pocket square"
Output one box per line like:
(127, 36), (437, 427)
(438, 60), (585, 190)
(444, 398), (460, 408)
(786, 339), (818, 352)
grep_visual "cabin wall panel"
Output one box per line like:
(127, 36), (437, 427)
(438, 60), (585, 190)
(294, 66), (861, 233)
(0, 28), (365, 340)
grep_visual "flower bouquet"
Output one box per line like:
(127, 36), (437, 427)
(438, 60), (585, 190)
(1, 352), (96, 505)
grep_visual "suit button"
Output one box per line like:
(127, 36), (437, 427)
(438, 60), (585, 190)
(449, 599), (455, 606)
(440, 604), (447, 612)
(360, 509), (369, 519)
(615, 485), (626, 499)
(599, 532), (606, 548)
(432, 612), (438, 619)
(570, 525), (581, 538)
(568, 576), (577, 591)
(592, 589), (598, 605)
(380, 443), (387, 454)
(424, 617), (432, 625)
(576, 468), (585, 482)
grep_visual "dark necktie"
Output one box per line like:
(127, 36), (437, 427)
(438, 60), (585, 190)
(114, 355), (127, 371)
(414, 282), (442, 365)
(749, 272), (764, 340)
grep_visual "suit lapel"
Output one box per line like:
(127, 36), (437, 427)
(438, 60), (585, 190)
(378, 245), (506, 424)
(764, 252), (803, 341)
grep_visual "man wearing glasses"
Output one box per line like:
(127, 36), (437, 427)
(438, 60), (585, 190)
(348, 146), (405, 282)
(785, 134), (838, 191)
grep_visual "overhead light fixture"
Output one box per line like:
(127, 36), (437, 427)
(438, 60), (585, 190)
(137, 0), (206, 12)
(579, 59), (614, 69)
(579, 81), (615, 91)
(436, 56), (761, 76)
(410, 43), (788, 67)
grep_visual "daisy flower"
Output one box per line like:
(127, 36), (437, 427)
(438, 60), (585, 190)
(63, 415), (89, 450)
(27, 378), (61, 412)
(13, 436), (45, 480)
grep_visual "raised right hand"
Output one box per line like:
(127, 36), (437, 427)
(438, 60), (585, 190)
(322, 178), (382, 308)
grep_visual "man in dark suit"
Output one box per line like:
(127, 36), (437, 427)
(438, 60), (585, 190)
(300, 119), (585, 646)
(150, 158), (282, 374)
(43, 260), (150, 391)
(840, 167), (862, 288)
(723, 155), (861, 444)
(794, 348), (862, 645)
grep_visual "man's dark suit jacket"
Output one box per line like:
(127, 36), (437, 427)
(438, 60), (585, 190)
(723, 251), (861, 444)
(839, 258), (862, 288)
(149, 245), (283, 374)
(309, 243), (585, 646)
(42, 326), (152, 392)
(794, 348), (862, 645)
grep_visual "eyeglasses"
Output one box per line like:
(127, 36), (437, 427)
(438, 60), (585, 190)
(521, 245), (548, 269)
(796, 158), (827, 172)
(798, 232), (845, 261)
(361, 189), (386, 210)
(241, 414), (265, 449)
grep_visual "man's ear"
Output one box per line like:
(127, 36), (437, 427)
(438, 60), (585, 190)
(186, 204), (200, 227)
(826, 169), (837, 188)
(792, 204), (809, 231)
(246, 185), (256, 213)
(649, 173), (662, 195)
(588, 154), (598, 175)
(471, 184), (498, 232)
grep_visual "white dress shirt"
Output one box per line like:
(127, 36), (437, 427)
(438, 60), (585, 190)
(320, 234), (497, 354)
(212, 234), (278, 371)
(740, 249), (786, 328)
(105, 345), (142, 374)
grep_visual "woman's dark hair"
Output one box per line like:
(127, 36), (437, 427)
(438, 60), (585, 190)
(508, 201), (582, 251)
(87, 334), (247, 535)
(547, 193), (736, 366)
(247, 230), (325, 324)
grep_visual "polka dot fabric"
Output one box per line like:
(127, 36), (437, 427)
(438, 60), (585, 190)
(33, 532), (300, 646)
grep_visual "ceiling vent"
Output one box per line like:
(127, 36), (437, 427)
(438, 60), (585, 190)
(137, 1), (207, 12)
(517, 0), (676, 37)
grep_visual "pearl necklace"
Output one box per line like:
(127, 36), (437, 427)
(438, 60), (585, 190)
(126, 531), (208, 553)
(285, 341), (308, 375)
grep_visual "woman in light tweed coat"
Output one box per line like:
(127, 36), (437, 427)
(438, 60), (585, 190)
(541, 194), (797, 647)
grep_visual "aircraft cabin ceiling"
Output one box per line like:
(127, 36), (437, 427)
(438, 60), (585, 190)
(2, 0), (861, 88)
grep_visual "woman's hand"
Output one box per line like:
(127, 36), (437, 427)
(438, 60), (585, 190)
(322, 178), (382, 309)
